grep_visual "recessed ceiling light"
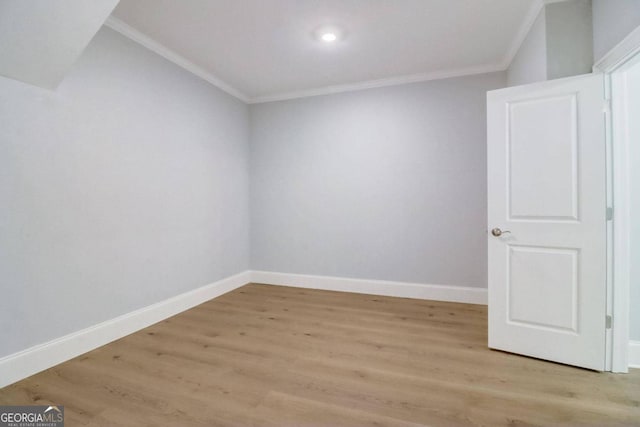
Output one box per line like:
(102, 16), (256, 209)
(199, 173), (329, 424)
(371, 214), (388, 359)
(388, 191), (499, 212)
(321, 32), (337, 42)
(314, 26), (343, 43)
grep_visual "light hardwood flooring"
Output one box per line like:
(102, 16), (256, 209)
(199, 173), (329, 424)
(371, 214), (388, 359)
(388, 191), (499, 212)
(1, 283), (639, 426)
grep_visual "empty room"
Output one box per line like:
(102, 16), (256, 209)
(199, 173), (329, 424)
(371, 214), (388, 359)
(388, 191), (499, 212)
(1, 0), (640, 425)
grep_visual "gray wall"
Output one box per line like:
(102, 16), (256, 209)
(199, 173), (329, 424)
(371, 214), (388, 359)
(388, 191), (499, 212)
(546, 0), (593, 80)
(593, 0), (640, 62)
(0, 27), (250, 358)
(250, 72), (506, 288)
(510, 0), (640, 77)
(507, 8), (547, 87)
(507, 0), (594, 86)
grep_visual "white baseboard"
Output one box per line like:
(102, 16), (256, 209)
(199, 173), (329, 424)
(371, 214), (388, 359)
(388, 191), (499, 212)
(250, 271), (487, 305)
(2, 268), (634, 384)
(0, 270), (487, 388)
(630, 341), (640, 369)
(0, 271), (251, 388)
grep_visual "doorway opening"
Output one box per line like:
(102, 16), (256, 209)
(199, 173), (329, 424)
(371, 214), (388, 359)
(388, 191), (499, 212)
(599, 30), (640, 372)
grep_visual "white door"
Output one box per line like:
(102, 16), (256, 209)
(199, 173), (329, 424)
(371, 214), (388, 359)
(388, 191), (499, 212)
(487, 74), (607, 371)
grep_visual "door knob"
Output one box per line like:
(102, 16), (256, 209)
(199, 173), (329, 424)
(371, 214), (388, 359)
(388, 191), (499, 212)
(491, 228), (511, 237)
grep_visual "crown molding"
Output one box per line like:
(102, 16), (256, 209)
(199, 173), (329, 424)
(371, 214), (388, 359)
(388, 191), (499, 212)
(499, 0), (545, 70)
(104, 16), (250, 103)
(248, 63), (505, 104)
(593, 24), (640, 73)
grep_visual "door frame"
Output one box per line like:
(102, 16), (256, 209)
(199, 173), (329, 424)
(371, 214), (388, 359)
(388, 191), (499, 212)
(594, 25), (640, 373)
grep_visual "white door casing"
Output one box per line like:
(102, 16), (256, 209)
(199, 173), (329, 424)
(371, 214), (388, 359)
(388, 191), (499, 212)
(487, 74), (607, 371)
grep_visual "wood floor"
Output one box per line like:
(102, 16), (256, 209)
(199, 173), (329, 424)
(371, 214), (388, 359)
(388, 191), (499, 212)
(1, 284), (639, 426)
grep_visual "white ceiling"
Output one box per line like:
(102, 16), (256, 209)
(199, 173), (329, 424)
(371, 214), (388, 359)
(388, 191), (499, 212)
(110, 0), (542, 103)
(0, 0), (119, 89)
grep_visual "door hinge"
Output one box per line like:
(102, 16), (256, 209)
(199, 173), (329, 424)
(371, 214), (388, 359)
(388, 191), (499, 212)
(606, 315), (612, 329)
(606, 207), (613, 221)
(603, 98), (612, 114)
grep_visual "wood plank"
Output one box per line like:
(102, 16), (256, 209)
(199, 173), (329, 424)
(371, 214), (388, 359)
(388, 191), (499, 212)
(1, 283), (638, 426)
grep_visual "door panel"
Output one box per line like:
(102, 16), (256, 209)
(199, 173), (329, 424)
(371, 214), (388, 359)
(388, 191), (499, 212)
(487, 74), (606, 371)
(508, 95), (578, 220)
(508, 245), (578, 332)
